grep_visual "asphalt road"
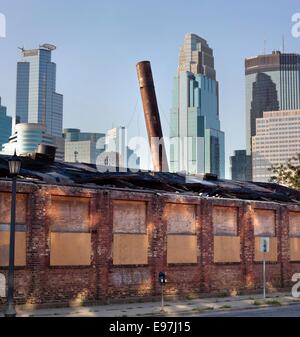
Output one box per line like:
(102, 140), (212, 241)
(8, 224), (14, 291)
(188, 304), (300, 317)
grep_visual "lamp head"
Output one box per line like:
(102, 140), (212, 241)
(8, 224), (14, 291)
(8, 151), (21, 176)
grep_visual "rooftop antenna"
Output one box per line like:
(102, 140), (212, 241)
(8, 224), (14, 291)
(263, 40), (267, 55)
(282, 34), (285, 53)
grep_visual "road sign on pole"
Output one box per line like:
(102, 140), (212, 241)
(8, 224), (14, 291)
(260, 237), (270, 254)
(260, 237), (270, 299)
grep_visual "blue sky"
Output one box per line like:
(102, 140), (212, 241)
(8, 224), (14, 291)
(0, 0), (299, 177)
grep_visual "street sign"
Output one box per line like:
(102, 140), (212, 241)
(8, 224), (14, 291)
(0, 273), (5, 298)
(260, 237), (270, 253)
(259, 237), (270, 299)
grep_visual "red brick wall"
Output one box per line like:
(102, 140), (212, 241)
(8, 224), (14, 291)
(0, 179), (299, 307)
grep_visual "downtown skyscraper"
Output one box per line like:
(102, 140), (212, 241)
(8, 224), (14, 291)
(170, 33), (225, 178)
(245, 51), (300, 181)
(0, 97), (12, 151)
(2, 44), (65, 160)
(245, 51), (300, 155)
(16, 44), (63, 137)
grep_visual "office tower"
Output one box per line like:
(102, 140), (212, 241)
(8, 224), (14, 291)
(2, 123), (64, 161)
(14, 44), (64, 159)
(0, 97), (12, 151)
(104, 127), (140, 170)
(245, 51), (300, 155)
(64, 128), (106, 164)
(252, 109), (300, 182)
(230, 150), (252, 181)
(170, 33), (225, 177)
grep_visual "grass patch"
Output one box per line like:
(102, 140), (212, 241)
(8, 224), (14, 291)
(266, 300), (281, 306)
(192, 307), (214, 313)
(220, 305), (232, 309)
(185, 294), (197, 301)
(204, 307), (215, 311)
(253, 300), (263, 306)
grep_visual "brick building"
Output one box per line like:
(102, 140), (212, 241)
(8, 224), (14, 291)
(0, 154), (300, 307)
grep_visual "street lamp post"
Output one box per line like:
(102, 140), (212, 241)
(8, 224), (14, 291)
(5, 152), (21, 318)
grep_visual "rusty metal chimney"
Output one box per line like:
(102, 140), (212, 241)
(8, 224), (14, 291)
(136, 61), (169, 172)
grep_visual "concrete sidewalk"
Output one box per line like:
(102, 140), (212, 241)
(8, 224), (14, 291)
(1, 292), (299, 317)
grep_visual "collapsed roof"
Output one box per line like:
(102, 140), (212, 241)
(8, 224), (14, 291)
(0, 154), (299, 204)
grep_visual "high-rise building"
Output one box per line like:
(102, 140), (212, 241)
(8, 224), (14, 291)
(14, 44), (64, 159)
(64, 128), (106, 164)
(0, 97), (12, 151)
(104, 127), (140, 170)
(230, 150), (252, 181)
(16, 44), (63, 137)
(2, 123), (64, 161)
(245, 51), (300, 155)
(170, 33), (225, 177)
(252, 109), (300, 182)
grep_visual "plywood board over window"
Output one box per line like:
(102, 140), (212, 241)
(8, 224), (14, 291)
(214, 236), (240, 263)
(290, 238), (300, 261)
(113, 200), (147, 233)
(167, 235), (198, 264)
(164, 204), (196, 234)
(113, 234), (148, 265)
(213, 206), (238, 236)
(50, 233), (91, 266)
(254, 209), (276, 237)
(0, 192), (27, 224)
(49, 196), (90, 232)
(0, 232), (26, 266)
(289, 212), (300, 237)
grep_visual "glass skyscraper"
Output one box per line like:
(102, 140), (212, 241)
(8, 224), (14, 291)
(0, 97), (12, 151)
(16, 44), (63, 138)
(170, 33), (225, 177)
(245, 51), (300, 155)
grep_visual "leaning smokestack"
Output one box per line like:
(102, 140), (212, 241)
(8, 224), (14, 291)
(136, 61), (169, 172)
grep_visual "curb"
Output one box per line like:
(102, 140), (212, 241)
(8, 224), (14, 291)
(141, 300), (300, 317)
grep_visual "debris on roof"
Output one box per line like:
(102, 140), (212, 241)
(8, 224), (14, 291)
(0, 154), (299, 203)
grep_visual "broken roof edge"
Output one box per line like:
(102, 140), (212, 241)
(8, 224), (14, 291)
(0, 154), (300, 204)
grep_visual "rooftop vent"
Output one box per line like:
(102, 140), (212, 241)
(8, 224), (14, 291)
(203, 173), (219, 181)
(33, 144), (56, 163)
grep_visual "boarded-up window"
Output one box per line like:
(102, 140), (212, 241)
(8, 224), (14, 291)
(253, 209), (276, 237)
(113, 200), (147, 233)
(0, 193), (27, 267)
(113, 234), (148, 265)
(255, 237), (278, 262)
(214, 236), (240, 263)
(0, 232), (26, 266)
(49, 196), (90, 232)
(289, 212), (300, 237)
(213, 206), (238, 236)
(167, 235), (198, 264)
(0, 192), (27, 224)
(49, 196), (91, 266)
(50, 233), (91, 266)
(290, 238), (300, 261)
(113, 201), (148, 265)
(165, 204), (196, 234)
